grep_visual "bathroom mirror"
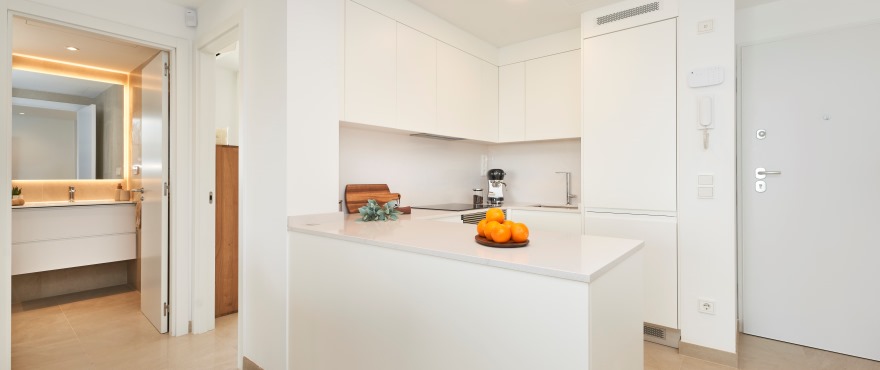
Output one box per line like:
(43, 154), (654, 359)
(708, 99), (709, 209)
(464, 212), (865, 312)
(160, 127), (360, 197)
(11, 69), (125, 180)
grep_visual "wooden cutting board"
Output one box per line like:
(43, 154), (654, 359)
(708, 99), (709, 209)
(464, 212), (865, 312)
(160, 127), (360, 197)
(344, 184), (401, 214)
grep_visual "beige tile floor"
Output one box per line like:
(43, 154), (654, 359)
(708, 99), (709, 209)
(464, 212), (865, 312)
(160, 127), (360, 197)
(12, 286), (880, 370)
(12, 286), (237, 370)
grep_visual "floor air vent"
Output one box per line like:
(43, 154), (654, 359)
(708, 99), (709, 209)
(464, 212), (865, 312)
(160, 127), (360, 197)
(644, 324), (681, 348)
(596, 2), (660, 25)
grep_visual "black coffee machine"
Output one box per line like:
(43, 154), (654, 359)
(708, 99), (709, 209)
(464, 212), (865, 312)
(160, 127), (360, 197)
(487, 169), (506, 205)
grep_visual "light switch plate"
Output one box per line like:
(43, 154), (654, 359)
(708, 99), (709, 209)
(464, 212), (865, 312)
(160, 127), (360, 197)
(698, 186), (714, 199)
(698, 174), (714, 186)
(697, 19), (714, 34)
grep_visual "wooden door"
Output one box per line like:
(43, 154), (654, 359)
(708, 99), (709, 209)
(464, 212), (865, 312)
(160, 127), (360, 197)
(215, 145), (238, 317)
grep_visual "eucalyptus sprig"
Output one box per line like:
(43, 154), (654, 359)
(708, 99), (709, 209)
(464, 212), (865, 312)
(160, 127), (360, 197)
(358, 199), (402, 222)
(12, 186), (22, 196)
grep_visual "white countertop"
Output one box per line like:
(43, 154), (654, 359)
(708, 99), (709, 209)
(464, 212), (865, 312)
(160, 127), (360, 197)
(288, 208), (643, 283)
(12, 199), (135, 209)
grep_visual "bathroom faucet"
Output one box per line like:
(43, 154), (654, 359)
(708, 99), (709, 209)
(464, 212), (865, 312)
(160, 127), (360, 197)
(69, 186), (75, 202)
(555, 172), (577, 205)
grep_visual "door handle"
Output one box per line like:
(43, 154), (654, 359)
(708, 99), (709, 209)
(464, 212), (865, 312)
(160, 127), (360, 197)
(131, 188), (145, 193)
(755, 168), (782, 180)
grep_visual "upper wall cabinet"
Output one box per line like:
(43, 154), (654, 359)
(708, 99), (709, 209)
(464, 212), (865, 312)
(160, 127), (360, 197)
(498, 50), (581, 143)
(344, 2), (396, 127)
(396, 24), (437, 134)
(525, 50), (581, 141)
(437, 43), (498, 142)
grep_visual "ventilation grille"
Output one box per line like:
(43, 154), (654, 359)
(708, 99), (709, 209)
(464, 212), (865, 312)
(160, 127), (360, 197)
(644, 325), (666, 339)
(461, 210), (507, 225)
(596, 2), (660, 25)
(410, 133), (465, 141)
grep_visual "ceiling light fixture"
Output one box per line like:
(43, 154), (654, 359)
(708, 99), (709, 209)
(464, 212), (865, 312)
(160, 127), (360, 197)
(66, 46), (79, 51)
(18, 112), (25, 115)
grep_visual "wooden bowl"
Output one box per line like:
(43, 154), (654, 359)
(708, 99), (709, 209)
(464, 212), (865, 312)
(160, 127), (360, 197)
(474, 235), (529, 248)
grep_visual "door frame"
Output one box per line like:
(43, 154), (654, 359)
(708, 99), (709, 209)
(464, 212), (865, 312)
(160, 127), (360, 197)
(192, 12), (243, 367)
(0, 2), (195, 353)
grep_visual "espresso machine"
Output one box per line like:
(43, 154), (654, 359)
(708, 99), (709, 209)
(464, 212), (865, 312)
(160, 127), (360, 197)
(487, 169), (506, 205)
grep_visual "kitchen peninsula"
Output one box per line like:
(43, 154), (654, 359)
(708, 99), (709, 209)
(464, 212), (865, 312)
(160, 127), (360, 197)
(288, 210), (645, 370)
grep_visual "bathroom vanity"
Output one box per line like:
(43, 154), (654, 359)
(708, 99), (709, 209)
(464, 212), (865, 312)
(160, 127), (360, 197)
(11, 201), (136, 275)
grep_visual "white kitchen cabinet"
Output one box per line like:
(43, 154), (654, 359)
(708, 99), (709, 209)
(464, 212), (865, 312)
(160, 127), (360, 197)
(344, 1), (396, 127)
(582, 19), (677, 212)
(396, 24), (436, 133)
(506, 209), (582, 235)
(584, 212), (678, 329)
(525, 50), (581, 140)
(498, 63), (526, 142)
(437, 43), (498, 142)
(12, 204), (136, 275)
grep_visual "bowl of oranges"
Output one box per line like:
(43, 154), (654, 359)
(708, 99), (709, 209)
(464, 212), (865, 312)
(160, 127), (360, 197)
(475, 208), (530, 248)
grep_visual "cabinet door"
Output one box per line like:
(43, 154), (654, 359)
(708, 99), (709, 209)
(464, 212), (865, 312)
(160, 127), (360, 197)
(396, 24), (436, 133)
(499, 63), (526, 142)
(437, 43), (498, 141)
(506, 209), (582, 235)
(525, 50), (581, 140)
(582, 19), (676, 212)
(344, 1), (396, 126)
(584, 212), (678, 329)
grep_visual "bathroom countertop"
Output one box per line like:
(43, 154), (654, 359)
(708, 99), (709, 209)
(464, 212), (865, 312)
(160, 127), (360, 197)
(12, 199), (135, 209)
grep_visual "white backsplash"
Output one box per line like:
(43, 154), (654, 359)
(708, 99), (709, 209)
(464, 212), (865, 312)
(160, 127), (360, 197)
(487, 139), (581, 205)
(340, 125), (581, 207)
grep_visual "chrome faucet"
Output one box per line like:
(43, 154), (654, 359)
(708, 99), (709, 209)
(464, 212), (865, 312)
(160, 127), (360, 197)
(69, 186), (76, 202)
(555, 172), (577, 206)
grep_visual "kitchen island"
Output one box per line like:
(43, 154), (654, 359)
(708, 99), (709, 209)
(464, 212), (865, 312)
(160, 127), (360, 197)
(288, 211), (644, 370)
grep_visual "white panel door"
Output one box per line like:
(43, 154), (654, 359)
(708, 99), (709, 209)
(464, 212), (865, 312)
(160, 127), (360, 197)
(584, 212), (677, 329)
(525, 50), (580, 140)
(344, 0), (396, 126)
(582, 19), (676, 212)
(140, 51), (170, 334)
(741, 23), (880, 361)
(396, 23), (436, 133)
(498, 63), (525, 142)
(76, 104), (96, 179)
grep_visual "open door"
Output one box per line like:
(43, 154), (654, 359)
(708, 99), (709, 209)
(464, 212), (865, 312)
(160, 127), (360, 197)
(75, 104), (96, 179)
(139, 51), (170, 333)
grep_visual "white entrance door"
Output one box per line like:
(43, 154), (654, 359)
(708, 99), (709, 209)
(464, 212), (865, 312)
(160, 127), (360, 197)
(741, 23), (880, 360)
(140, 51), (170, 333)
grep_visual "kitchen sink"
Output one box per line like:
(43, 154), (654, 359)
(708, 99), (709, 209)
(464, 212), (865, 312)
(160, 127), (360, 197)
(529, 204), (579, 209)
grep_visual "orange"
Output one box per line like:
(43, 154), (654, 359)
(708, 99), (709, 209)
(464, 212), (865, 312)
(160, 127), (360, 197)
(476, 219), (488, 237)
(511, 223), (529, 243)
(491, 224), (512, 243)
(485, 208), (505, 224)
(502, 220), (514, 227)
(483, 221), (501, 241)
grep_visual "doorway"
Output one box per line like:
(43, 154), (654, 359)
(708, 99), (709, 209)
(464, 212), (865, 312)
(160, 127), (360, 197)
(740, 22), (880, 361)
(7, 13), (178, 365)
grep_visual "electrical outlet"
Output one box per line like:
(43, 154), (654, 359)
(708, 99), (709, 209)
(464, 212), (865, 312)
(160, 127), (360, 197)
(699, 299), (716, 315)
(697, 19), (714, 34)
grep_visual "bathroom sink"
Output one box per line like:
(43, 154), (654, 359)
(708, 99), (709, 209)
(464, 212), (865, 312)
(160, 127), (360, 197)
(529, 204), (579, 209)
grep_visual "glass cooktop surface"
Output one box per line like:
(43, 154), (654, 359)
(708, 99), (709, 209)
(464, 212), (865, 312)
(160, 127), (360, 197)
(410, 203), (491, 211)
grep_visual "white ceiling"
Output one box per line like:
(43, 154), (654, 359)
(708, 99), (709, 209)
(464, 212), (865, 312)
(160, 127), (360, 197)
(12, 16), (160, 73)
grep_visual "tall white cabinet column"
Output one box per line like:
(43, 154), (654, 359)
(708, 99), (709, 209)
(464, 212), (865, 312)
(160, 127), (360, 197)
(582, 17), (679, 332)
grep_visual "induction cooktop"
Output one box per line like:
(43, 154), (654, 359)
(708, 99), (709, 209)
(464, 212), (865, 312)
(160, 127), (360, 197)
(410, 203), (491, 211)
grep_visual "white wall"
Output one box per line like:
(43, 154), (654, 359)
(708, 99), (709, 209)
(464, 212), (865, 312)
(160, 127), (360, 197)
(736, 0), (880, 45)
(677, 0), (737, 354)
(487, 139), (581, 205)
(339, 126), (485, 206)
(498, 28), (580, 66)
(11, 107), (77, 179)
(214, 66), (239, 146)
(0, 3), (11, 367)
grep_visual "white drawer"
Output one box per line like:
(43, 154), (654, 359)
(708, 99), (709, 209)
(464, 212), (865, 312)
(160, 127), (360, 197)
(12, 204), (136, 243)
(12, 233), (136, 275)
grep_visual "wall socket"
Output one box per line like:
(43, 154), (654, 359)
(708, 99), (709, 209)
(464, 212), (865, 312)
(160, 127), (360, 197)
(699, 299), (716, 315)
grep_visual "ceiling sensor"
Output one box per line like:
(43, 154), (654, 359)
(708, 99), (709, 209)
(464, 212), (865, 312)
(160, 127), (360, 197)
(66, 46), (79, 51)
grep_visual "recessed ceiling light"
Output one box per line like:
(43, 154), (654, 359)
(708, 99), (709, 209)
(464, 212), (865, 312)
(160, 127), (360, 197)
(18, 112), (25, 115)
(66, 46), (79, 51)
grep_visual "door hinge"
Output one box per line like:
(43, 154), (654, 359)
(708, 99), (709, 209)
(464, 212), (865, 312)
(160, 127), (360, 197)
(164, 62), (169, 77)
(164, 302), (169, 317)
(164, 182), (169, 196)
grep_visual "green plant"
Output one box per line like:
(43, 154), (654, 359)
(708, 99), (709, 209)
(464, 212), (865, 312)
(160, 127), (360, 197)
(12, 186), (22, 197)
(357, 199), (402, 222)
